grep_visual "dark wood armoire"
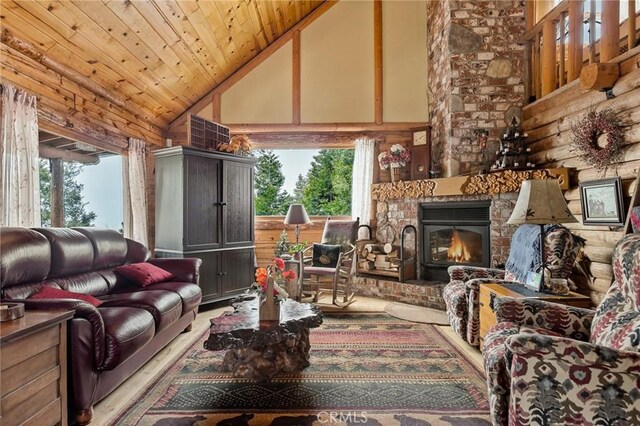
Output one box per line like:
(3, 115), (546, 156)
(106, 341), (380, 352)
(153, 146), (256, 304)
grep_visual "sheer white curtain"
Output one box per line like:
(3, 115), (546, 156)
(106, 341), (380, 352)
(351, 138), (375, 225)
(123, 138), (148, 246)
(0, 84), (40, 227)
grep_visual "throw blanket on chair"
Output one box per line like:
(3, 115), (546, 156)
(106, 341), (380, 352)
(504, 224), (543, 283)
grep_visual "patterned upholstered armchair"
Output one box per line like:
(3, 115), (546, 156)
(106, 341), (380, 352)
(483, 233), (640, 425)
(443, 224), (583, 347)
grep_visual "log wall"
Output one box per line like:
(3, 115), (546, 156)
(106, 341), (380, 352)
(0, 43), (165, 152)
(522, 47), (640, 305)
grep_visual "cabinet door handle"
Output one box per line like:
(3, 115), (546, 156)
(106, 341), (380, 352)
(217, 272), (224, 276)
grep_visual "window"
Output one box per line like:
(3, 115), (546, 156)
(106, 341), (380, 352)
(254, 149), (354, 216)
(39, 155), (123, 230)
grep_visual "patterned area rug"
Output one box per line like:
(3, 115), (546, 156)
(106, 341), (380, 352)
(113, 313), (490, 425)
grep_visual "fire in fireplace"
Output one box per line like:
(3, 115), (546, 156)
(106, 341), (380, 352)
(420, 201), (491, 281)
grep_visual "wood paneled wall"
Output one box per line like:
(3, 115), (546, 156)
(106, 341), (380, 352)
(522, 47), (640, 305)
(0, 44), (164, 152)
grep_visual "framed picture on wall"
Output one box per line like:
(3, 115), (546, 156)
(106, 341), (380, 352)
(579, 177), (625, 226)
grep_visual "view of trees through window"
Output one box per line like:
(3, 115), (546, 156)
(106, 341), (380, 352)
(39, 156), (123, 229)
(254, 149), (354, 216)
(40, 159), (96, 227)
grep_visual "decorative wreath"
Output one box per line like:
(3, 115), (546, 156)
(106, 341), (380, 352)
(570, 109), (624, 171)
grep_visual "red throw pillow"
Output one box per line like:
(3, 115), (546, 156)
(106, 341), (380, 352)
(115, 262), (175, 287)
(30, 286), (103, 307)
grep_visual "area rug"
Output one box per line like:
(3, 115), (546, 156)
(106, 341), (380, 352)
(384, 302), (450, 325)
(113, 313), (490, 425)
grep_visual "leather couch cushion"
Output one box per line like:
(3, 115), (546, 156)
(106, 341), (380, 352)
(33, 228), (94, 277)
(115, 262), (175, 287)
(51, 271), (110, 296)
(98, 307), (155, 370)
(30, 286), (103, 307)
(73, 228), (127, 269)
(126, 239), (151, 263)
(0, 227), (51, 287)
(138, 282), (202, 315)
(98, 290), (183, 332)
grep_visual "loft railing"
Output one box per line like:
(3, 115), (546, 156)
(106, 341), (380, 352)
(522, 0), (638, 102)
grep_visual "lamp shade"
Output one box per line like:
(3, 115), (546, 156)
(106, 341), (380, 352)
(507, 179), (577, 225)
(284, 204), (312, 225)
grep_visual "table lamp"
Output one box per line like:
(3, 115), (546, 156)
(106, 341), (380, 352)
(507, 179), (577, 290)
(284, 204), (312, 244)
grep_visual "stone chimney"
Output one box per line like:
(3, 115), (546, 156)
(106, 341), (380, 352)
(427, 0), (526, 177)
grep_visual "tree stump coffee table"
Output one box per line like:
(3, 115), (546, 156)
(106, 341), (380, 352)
(204, 296), (323, 382)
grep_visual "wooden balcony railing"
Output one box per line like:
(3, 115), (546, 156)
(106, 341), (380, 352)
(522, 0), (638, 101)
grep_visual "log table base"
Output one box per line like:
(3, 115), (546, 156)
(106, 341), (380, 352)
(204, 296), (323, 382)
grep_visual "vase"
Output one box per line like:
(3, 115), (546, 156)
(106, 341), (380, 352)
(259, 276), (281, 322)
(390, 166), (401, 183)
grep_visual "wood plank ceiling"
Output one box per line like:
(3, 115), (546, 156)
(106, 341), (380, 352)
(0, 0), (323, 129)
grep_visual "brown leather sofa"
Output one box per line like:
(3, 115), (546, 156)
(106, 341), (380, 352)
(0, 227), (202, 424)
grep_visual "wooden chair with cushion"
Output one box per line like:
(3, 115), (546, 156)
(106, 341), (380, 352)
(302, 218), (359, 307)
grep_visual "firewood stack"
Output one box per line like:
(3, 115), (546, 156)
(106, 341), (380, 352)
(357, 242), (400, 273)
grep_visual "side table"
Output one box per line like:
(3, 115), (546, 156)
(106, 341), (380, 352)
(1, 309), (74, 425)
(479, 283), (591, 350)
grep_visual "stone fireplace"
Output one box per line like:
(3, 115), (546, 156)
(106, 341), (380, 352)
(420, 201), (491, 281)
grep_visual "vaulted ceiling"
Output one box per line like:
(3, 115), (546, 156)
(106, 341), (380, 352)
(0, 0), (324, 128)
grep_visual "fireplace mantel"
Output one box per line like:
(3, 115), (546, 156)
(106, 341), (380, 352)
(371, 168), (569, 202)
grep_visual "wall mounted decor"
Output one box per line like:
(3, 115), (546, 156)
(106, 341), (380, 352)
(579, 177), (625, 226)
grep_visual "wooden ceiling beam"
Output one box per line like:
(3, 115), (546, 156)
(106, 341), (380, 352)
(227, 122), (427, 134)
(39, 145), (101, 165)
(167, 0), (337, 133)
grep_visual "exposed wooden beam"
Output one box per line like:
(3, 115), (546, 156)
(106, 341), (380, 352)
(1, 29), (129, 109)
(629, 0), (637, 50)
(168, 1), (339, 133)
(374, 0), (383, 125)
(227, 122), (427, 134)
(600, 0), (620, 62)
(39, 144), (101, 165)
(542, 19), (557, 96)
(50, 158), (64, 227)
(212, 92), (221, 123)
(567, 0), (584, 82)
(559, 12), (567, 86)
(292, 30), (301, 125)
(589, 0), (596, 63)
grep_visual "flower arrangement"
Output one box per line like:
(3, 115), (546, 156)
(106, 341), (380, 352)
(378, 144), (411, 170)
(570, 109), (624, 171)
(253, 257), (297, 301)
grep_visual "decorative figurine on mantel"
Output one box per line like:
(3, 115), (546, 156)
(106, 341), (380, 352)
(490, 117), (535, 172)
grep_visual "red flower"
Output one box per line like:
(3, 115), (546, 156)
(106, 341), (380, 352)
(273, 257), (285, 270)
(282, 270), (297, 281)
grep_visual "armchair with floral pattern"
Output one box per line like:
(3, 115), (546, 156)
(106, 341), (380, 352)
(443, 224), (583, 347)
(482, 233), (640, 425)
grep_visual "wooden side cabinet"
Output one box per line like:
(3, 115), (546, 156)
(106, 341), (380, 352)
(479, 283), (591, 351)
(0, 310), (73, 426)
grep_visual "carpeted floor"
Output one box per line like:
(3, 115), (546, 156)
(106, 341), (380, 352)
(113, 313), (490, 425)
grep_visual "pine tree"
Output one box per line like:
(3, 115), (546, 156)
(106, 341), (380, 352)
(302, 149), (354, 215)
(254, 150), (292, 215)
(39, 159), (97, 227)
(292, 174), (307, 203)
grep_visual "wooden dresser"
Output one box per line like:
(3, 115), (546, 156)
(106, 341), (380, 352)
(479, 283), (592, 350)
(1, 310), (73, 426)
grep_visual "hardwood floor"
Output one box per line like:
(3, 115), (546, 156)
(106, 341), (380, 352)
(91, 296), (483, 425)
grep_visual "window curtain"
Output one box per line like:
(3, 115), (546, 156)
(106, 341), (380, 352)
(0, 83), (40, 227)
(351, 138), (375, 226)
(123, 138), (148, 246)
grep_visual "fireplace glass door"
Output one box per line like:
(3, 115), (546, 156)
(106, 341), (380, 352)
(427, 226), (486, 266)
